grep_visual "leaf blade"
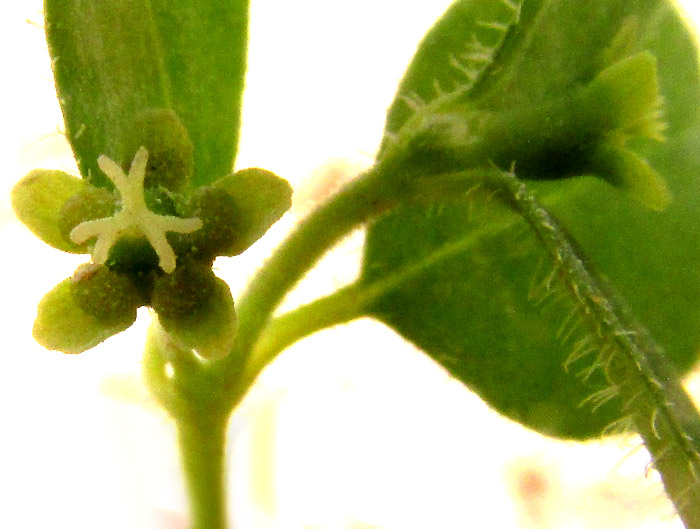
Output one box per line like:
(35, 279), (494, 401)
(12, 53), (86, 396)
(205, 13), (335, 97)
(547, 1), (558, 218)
(381, 0), (526, 149)
(363, 0), (700, 439)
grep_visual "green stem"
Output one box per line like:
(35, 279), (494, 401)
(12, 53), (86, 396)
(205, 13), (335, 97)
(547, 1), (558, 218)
(176, 411), (230, 529)
(162, 158), (700, 527)
(151, 167), (425, 528)
(241, 284), (370, 392)
(218, 168), (401, 395)
(144, 323), (233, 529)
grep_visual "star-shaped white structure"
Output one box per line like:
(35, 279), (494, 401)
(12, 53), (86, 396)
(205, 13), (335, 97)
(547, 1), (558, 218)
(70, 147), (202, 273)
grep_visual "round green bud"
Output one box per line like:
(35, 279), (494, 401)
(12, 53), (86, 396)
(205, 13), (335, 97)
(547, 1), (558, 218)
(151, 262), (218, 320)
(122, 108), (194, 191)
(58, 187), (118, 247)
(70, 263), (144, 323)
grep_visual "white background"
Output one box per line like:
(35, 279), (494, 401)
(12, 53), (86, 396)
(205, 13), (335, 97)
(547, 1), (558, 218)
(1, 2), (700, 528)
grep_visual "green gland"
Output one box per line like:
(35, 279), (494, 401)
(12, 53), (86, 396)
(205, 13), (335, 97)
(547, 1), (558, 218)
(582, 51), (665, 141)
(155, 270), (238, 360)
(33, 278), (138, 354)
(32, 263), (144, 353)
(175, 186), (242, 262)
(210, 168), (293, 254)
(589, 143), (670, 211)
(174, 168), (294, 261)
(121, 108), (195, 192)
(151, 263), (218, 320)
(71, 263), (144, 323)
(11, 169), (90, 254)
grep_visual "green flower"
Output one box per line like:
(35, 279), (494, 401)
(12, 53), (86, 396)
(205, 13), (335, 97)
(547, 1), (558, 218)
(13, 111), (292, 357)
(70, 147), (203, 273)
(384, 52), (670, 210)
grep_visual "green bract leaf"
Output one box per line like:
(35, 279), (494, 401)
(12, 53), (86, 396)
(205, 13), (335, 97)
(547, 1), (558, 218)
(44, 0), (171, 188)
(12, 169), (89, 253)
(33, 279), (137, 354)
(44, 0), (249, 187)
(211, 168), (293, 255)
(157, 277), (237, 360)
(381, 32), (669, 208)
(363, 0), (700, 439)
(148, 0), (249, 186)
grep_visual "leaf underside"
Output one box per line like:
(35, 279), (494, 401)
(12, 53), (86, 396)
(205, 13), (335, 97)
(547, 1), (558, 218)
(363, 0), (700, 439)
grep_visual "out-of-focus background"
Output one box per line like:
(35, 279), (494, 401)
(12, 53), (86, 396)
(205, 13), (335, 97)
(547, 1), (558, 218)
(2, 2), (700, 528)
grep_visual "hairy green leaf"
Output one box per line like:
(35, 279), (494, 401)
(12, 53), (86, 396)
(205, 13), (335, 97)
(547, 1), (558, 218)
(363, 0), (700, 438)
(380, 0), (525, 145)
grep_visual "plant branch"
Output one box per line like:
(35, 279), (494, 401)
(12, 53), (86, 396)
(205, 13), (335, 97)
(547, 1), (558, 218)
(241, 197), (512, 389)
(215, 167), (517, 402)
(222, 169), (393, 368)
(143, 323), (187, 416)
(243, 285), (369, 384)
(237, 166), (700, 526)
